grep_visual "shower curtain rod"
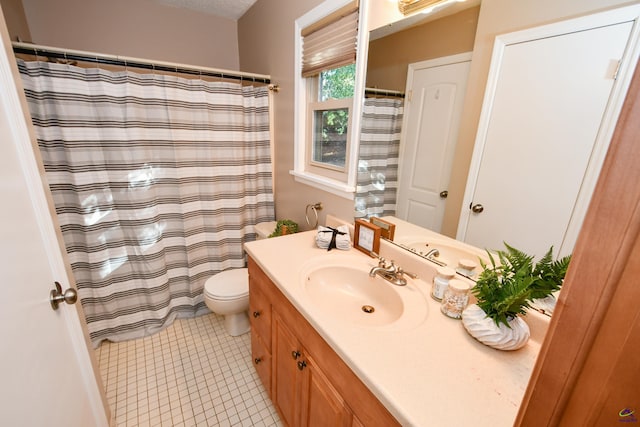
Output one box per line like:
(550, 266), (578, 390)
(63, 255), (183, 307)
(12, 42), (274, 86)
(365, 87), (405, 98)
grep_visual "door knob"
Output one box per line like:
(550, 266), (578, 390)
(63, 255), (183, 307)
(471, 204), (484, 213)
(50, 281), (77, 310)
(439, 190), (448, 199)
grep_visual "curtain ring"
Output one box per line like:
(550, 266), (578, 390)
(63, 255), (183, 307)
(305, 202), (323, 228)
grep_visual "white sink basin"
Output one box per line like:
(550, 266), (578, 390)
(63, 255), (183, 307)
(299, 256), (428, 330)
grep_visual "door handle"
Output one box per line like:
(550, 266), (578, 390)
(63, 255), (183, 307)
(439, 190), (448, 199)
(50, 281), (77, 310)
(471, 204), (484, 213)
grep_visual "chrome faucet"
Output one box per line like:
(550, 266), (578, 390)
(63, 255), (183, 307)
(425, 248), (440, 258)
(368, 255), (417, 286)
(424, 248), (446, 267)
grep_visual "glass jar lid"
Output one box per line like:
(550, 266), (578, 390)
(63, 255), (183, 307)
(448, 278), (471, 292)
(436, 266), (455, 278)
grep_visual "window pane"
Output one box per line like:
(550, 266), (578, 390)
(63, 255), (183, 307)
(312, 108), (348, 168)
(320, 64), (356, 101)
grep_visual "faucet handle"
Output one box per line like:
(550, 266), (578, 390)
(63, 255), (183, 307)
(370, 252), (388, 267)
(397, 267), (418, 279)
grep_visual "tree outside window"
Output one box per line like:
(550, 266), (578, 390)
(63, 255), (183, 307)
(312, 64), (355, 168)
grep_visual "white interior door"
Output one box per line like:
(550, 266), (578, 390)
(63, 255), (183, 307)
(396, 53), (471, 232)
(458, 7), (639, 258)
(0, 17), (108, 426)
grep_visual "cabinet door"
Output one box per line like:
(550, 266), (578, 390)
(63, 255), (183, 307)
(273, 313), (303, 427)
(250, 329), (271, 396)
(300, 353), (352, 427)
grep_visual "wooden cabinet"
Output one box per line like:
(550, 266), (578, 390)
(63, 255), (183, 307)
(250, 329), (271, 394)
(248, 261), (273, 395)
(300, 352), (351, 427)
(248, 256), (399, 427)
(273, 312), (351, 427)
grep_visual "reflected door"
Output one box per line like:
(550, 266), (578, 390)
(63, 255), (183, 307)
(396, 54), (471, 232)
(460, 18), (634, 257)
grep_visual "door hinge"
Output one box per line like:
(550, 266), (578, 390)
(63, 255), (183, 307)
(407, 90), (412, 102)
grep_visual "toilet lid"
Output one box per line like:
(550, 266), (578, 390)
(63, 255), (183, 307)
(204, 268), (249, 300)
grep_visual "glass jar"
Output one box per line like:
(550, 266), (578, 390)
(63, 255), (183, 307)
(455, 258), (477, 278)
(441, 279), (471, 319)
(431, 266), (455, 301)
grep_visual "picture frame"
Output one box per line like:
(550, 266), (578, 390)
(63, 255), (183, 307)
(369, 217), (396, 241)
(354, 219), (381, 256)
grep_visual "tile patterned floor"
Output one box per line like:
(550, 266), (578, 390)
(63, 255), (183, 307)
(95, 313), (282, 427)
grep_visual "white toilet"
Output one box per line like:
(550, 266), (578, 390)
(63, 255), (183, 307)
(203, 221), (277, 336)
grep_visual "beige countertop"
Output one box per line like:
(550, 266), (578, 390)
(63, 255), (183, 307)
(244, 229), (549, 426)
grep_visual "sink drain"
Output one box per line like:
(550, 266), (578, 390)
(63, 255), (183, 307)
(362, 305), (375, 314)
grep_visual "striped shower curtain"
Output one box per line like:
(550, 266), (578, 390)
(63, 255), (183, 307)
(355, 97), (404, 219)
(18, 60), (274, 346)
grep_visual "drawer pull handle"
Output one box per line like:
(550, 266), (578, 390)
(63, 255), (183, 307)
(254, 357), (262, 365)
(253, 311), (261, 318)
(292, 350), (301, 360)
(297, 360), (307, 371)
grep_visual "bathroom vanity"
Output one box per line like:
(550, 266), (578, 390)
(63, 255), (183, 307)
(244, 228), (550, 426)
(248, 255), (398, 426)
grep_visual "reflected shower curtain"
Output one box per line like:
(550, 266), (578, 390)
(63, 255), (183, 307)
(355, 97), (404, 219)
(18, 60), (274, 346)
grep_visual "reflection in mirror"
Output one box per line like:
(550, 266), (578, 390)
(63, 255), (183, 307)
(354, 93), (404, 220)
(376, 215), (489, 281)
(355, 2), (480, 227)
(357, 0), (636, 267)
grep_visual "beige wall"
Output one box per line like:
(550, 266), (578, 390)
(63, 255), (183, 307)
(239, 0), (357, 229)
(367, 6), (480, 92)
(0, 0), (29, 42)
(440, 0), (640, 237)
(16, 0), (239, 70)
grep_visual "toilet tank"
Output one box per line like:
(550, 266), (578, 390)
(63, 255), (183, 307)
(255, 221), (277, 240)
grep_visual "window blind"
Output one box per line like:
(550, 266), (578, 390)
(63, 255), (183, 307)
(301, 3), (359, 77)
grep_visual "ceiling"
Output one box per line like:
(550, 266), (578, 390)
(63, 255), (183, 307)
(153, 0), (259, 20)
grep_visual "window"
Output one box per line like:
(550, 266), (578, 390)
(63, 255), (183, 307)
(292, 0), (365, 199)
(309, 64), (355, 171)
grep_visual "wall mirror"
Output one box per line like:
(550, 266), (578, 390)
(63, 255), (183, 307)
(355, 0), (640, 265)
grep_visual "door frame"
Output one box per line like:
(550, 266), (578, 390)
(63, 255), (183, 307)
(456, 4), (640, 250)
(0, 9), (109, 425)
(396, 51), (472, 231)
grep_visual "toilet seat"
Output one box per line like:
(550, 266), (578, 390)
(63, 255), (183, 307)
(204, 268), (249, 301)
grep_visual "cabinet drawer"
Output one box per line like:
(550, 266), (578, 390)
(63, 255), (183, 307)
(248, 260), (272, 350)
(251, 329), (271, 396)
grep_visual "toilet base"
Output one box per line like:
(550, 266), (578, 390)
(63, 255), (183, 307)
(223, 311), (250, 336)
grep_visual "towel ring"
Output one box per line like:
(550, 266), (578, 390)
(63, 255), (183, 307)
(305, 202), (323, 228)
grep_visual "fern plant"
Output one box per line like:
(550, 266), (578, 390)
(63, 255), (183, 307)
(530, 247), (572, 300)
(473, 243), (571, 328)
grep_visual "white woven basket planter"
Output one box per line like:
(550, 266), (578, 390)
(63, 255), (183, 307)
(461, 304), (530, 351)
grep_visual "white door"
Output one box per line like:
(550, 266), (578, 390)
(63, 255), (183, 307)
(396, 53), (471, 232)
(458, 8), (639, 258)
(0, 18), (108, 426)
